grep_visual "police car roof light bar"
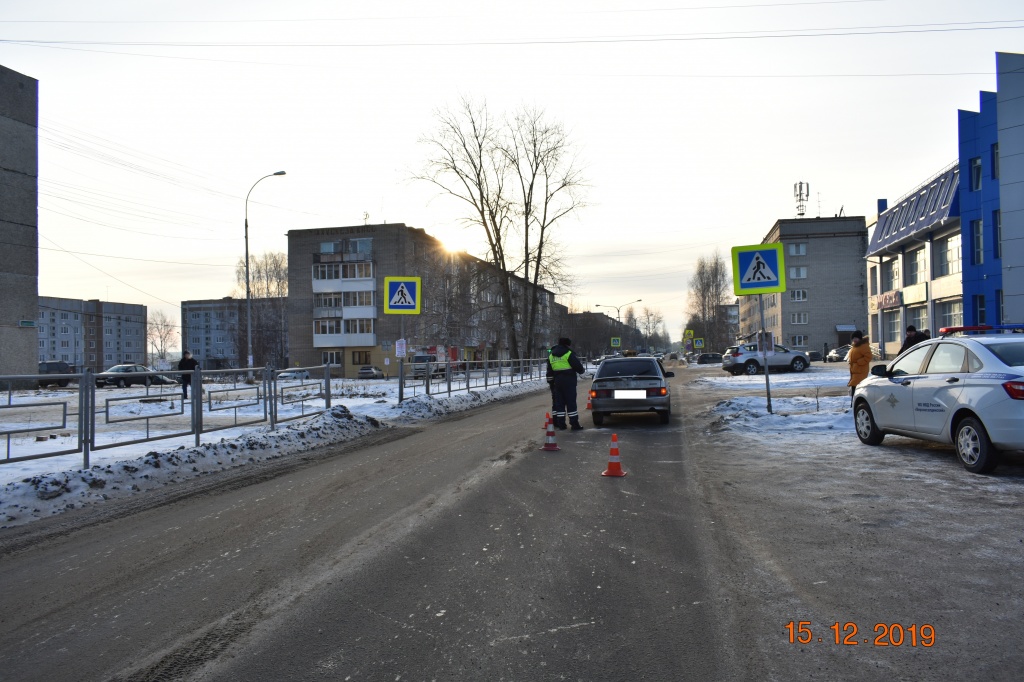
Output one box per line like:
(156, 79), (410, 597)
(939, 324), (1024, 337)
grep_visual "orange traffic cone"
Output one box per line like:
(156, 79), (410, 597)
(586, 397), (592, 410)
(541, 412), (551, 430)
(602, 434), (627, 477)
(539, 417), (561, 451)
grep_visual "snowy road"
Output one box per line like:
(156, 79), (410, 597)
(0, 363), (1022, 680)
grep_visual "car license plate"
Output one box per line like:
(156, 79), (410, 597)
(614, 390), (646, 399)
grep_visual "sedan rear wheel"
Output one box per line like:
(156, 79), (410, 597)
(955, 416), (999, 474)
(854, 402), (884, 445)
(592, 412), (605, 427)
(116, 379), (127, 388)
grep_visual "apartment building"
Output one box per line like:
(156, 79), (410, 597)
(37, 297), (148, 373)
(181, 296), (288, 370)
(738, 217), (869, 356)
(287, 223), (566, 377)
(0, 64), (39, 378)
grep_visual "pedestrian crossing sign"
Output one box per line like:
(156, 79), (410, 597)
(731, 243), (786, 295)
(384, 277), (421, 314)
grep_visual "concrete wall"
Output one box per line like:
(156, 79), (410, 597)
(0, 64), (39, 377)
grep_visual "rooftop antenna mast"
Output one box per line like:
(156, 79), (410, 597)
(794, 181), (809, 217)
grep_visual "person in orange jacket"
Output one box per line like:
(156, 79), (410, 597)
(846, 330), (872, 404)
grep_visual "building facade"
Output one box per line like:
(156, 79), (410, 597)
(180, 298), (243, 370)
(0, 64), (39, 377)
(864, 163), (962, 357)
(959, 51), (1024, 325)
(37, 297), (148, 373)
(287, 223), (566, 377)
(738, 217), (869, 355)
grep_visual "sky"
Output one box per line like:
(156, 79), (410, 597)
(2, 0), (1021, 344)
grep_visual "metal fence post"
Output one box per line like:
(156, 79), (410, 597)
(446, 360), (452, 396)
(484, 362), (489, 389)
(398, 360), (404, 404)
(269, 368), (277, 430)
(81, 369), (93, 469)
(193, 367), (203, 446)
(323, 363), (331, 409)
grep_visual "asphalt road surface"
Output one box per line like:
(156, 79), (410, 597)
(1, 366), (1022, 681)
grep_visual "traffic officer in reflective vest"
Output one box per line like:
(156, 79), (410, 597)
(546, 337), (586, 430)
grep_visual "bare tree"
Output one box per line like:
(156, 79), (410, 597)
(418, 98), (586, 358)
(686, 250), (733, 352)
(638, 307), (665, 351)
(234, 251), (289, 368)
(147, 310), (177, 365)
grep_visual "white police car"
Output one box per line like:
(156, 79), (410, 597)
(852, 325), (1024, 474)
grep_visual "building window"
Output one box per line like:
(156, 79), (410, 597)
(344, 319), (374, 334)
(884, 310), (902, 343)
(314, 293), (343, 308)
(320, 241), (336, 254)
(790, 312), (808, 324)
(992, 143), (999, 180)
(994, 210), (1002, 259)
(905, 248), (927, 285)
(790, 335), (808, 347)
(89, 354), (96, 361)
(788, 243), (806, 256)
(971, 219), (984, 265)
(352, 351), (371, 365)
(789, 290), (807, 302)
(936, 299), (963, 329)
(191, 312), (200, 319)
(38, 339), (44, 348)
(974, 294), (987, 325)
(935, 233), (961, 277)
(313, 263), (341, 280)
(105, 353), (113, 361)
(882, 259), (899, 292)
(342, 291), (374, 306)
(341, 263), (373, 279)
(314, 319), (343, 334)
(322, 351), (343, 365)
(788, 267), (807, 279)
(970, 157), (982, 191)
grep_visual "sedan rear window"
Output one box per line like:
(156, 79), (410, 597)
(596, 360), (661, 378)
(986, 342), (1024, 367)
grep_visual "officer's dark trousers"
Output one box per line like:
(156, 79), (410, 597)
(551, 373), (580, 429)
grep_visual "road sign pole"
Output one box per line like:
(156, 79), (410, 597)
(759, 293), (773, 414)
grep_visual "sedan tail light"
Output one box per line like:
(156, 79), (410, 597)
(590, 389), (612, 399)
(1002, 381), (1024, 400)
(646, 387), (668, 397)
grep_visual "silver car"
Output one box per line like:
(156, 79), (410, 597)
(722, 343), (810, 375)
(588, 357), (674, 426)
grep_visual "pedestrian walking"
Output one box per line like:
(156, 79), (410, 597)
(178, 350), (199, 399)
(898, 325), (929, 355)
(847, 331), (872, 405)
(546, 337), (587, 431)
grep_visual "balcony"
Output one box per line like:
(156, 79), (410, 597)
(314, 251), (373, 263)
(313, 333), (376, 348)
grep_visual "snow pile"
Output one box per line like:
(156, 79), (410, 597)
(1, 379), (546, 528)
(708, 395), (854, 436)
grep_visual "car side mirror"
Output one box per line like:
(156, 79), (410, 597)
(664, 371), (675, 378)
(870, 364), (887, 377)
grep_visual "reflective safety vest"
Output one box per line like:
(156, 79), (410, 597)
(549, 350), (573, 371)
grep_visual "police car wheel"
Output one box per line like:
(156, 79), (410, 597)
(955, 416), (999, 474)
(854, 402), (884, 445)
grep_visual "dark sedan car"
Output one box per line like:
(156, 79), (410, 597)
(587, 356), (674, 426)
(96, 364), (171, 388)
(696, 353), (723, 365)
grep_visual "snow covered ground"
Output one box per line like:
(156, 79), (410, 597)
(0, 377), (548, 528)
(0, 363), (888, 529)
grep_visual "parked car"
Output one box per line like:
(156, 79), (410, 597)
(96, 364), (160, 388)
(721, 343), (810, 375)
(587, 356), (674, 426)
(826, 345), (851, 363)
(409, 354), (444, 379)
(38, 361), (72, 387)
(853, 326), (1024, 474)
(807, 351), (823, 362)
(277, 369), (311, 381)
(696, 353), (723, 365)
(358, 365), (384, 379)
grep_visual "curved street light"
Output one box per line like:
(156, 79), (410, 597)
(594, 299), (641, 323)
(244, 171), (286, 369)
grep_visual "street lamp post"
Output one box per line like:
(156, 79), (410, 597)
(244, 171), (286, 370)
(596, 299), (642, 351)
